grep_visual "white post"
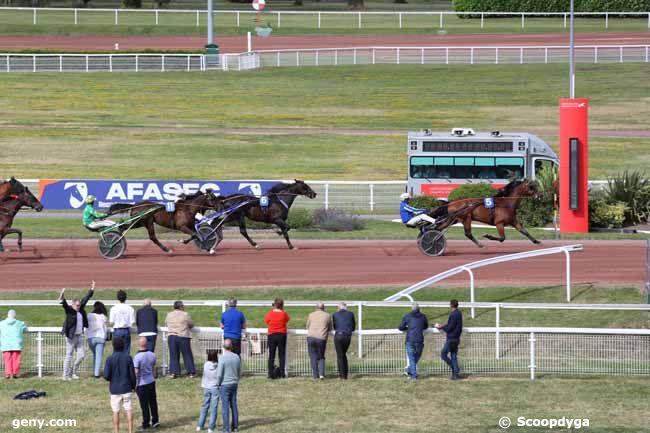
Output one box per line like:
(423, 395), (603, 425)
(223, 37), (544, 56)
(439, 12), (443, 28)
(315, 50), (319, 66)
(324, 183), (330, 209)
(470, 47), (474, 65)
(521, 13), (524, 29)
(495, 47), (499, 64)
(334, 50), (338, 66)
(33, 8), (36, 25)
(85, 55), (89, 72)
(115, 9), (118, 25)
(619, 46), (623, 63)
(520, 47), (524, 64)
(529, 332), (536, 381)
(399, 12), (402, 29)
(136, 55), (139, 72)
(466, 268), (475, 319)
(358, 12), (361, 29)
(283, 333), (289, 377)
(564, 13), (567, 28)
(37, 331), (43, 378)
(594, 46), (598, 63)
(6, 55), (9, 72)
(481, 13), (484, 29)
(296, 51), (299, 67)
(276, 51), (280, 67)
(445, 47), (449, 64)
(277, 12), (281, 28)
(646, 46), (649, 63)
(187, 55), (190, 71)
(161, 330), (168, 375)
(372, 48), (375, 64)
(196, 10), (200, 27)
(357, 302), (363, 359)
(155, 10), (159, 25)
(109, 55), (113, 72)
(222, 301), (227, 313)
(396, 47), (400, 65)
(421, 48), (424, 65)
(544, 47), (548, 64)
(318, 12), (321, 29)
(32, 55), (35, 72)
(369, 184), (374, 211)
(247, 32), (251, 52)
(605, 12), (608, 29)
(564, 249), (571, 302)
(237, 11), (240, 27)
(59, 55), (62, 72)
(74, 8), (78, 25)
(353, 48), (357, 65)
(495, 304), (500, 360)
(162, 55), (165, 72)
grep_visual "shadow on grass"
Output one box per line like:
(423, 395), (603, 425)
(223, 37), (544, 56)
(239, 416), (298, 430)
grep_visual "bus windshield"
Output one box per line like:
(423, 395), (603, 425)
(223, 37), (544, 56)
(410, 156), (524, 180)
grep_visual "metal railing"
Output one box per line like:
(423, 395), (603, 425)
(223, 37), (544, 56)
(0, 53), (208, 73)
(4, 326), (649, 381)
(385, 244), (584, 317)
(0, 7), (649, 30)
(224, 45), (650, 70)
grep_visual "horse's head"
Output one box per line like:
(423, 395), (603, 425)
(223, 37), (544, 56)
(291, 179), (317, 199)
(508, 179), (540, 199)
(8, 177), (26, 195)
(15, 187), (44, 212)
(202, 189), (222, 209)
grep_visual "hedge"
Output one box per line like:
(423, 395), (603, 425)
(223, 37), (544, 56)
(453, 0), (650, 13)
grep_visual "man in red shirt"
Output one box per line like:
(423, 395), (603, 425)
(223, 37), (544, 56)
(264, 298), (290, 379)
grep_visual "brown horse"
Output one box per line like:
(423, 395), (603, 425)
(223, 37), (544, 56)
(108, 190), (220, 254)
(0, 186), (44, 252)
(433, 179), (541, 248)
(0, 177), (26, 201)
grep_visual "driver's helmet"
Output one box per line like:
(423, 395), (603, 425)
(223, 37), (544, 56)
(85, 195), (96, 204)
(400, 193), (411, 202)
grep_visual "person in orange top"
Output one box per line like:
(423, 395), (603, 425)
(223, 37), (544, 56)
(264, 298), (290, 379)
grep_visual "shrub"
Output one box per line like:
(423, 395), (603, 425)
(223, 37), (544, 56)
(453, 0), (650, 13)
(311, 208), (365, 232)
(447, 183), (497, 202)
(408, 195), (441, 210)
(589, 192), (628, 228)
(122, 0), (141, 8)
(517, 166), (557, 227)
(603, 170), (650, 225)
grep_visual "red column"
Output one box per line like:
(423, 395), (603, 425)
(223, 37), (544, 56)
(559, 98), (589, 233)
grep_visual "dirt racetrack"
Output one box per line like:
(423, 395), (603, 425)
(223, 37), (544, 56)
(0, 31), (648, 52)
(0, 239), (644, 291)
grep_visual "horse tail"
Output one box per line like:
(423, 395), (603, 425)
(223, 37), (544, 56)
(108, 203), (133, 215)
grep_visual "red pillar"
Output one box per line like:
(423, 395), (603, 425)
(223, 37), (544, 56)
(559, 98), (589, 233)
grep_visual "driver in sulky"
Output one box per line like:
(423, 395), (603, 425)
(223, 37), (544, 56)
(399, 193), (437, 227)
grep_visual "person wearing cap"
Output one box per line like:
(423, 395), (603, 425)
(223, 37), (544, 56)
(83, 195), (115, 230)
(220, 298), (246, 357)
(0, 309), (27, 379)
(399, 193), (437, 227)
(398, 303), (429, 380)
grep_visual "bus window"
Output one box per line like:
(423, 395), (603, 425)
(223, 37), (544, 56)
(410, 157), (433, 178)
(534, 158), (556, 179)
(495, 157), (524, 178)
(434, 157), (453, 179)
(475, 157), (496, 179)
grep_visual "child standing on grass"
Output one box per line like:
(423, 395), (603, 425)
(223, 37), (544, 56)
(197, 349), (220, 433)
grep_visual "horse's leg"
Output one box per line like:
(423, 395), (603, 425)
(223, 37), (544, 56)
(514, 221), (542, 245)
(144, 220), (171, 254)
(237, 215), (260, 250)
(463, 216), (484, 248)
(274, 219), (294, 250)
(4, 228), (23, 251)
(0, 230), (4, 253)
(483, 222), (506, 242)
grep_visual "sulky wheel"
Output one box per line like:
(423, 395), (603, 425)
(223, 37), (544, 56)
(417, 229), (447, 257)
(194, 225), (221, 252)
(98, 231), (127, 260)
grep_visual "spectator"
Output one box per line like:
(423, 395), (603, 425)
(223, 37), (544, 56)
(87, 301), (108, 378)
(58, 281), (95, 380)
(165, 301), (196, 378)
(197, 349), (220, 433)
(136, 299), (158, 353)
(264, 298), (290, 379)
(133, 337), (160, 431)
(110, 290), (135, 355)
(435, 299), (463, 380)
(332, 302), (355, 380)
(0, 310), (26, 379)
(398, 302), (429, 380)
(306, 302), (332, 380)
(217, 339), (241, 433)
(220, 298), (246, 357)
(104, 337), (136, 433)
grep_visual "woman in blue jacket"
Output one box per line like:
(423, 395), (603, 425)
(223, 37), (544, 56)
(0, 310), (27, 378)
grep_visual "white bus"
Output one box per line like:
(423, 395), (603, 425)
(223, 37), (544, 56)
(407, 128), (558, 198)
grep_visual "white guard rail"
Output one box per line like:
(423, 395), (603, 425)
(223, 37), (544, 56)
(5, 325), (650, 381)
(384, 244), (584, 316)
(0, 7), (649, 30)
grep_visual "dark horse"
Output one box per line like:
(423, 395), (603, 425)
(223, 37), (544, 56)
(185, 180), (317, 251)
(0, 177), (27, 201)
(109, 190), (220, 254)
(432, 179), (541, 248)
(0, 186), (44, 252)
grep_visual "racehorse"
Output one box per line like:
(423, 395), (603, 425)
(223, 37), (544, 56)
(186, 180), (317, 251)
(0, 186), (44, 252)
(108, 190), (220, 254)
(432, 179), (541, 248)
(0, 177), (26, 201)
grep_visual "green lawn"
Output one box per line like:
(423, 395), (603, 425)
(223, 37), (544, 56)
(1, 376), (648, 433)
(1, 64), (649, 180)
(1, 286), (648, 330)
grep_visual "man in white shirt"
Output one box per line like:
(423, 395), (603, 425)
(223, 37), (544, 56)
(110, 290), (135, 355)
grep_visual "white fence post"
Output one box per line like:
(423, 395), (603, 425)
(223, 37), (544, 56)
(324, 183), (329, 210)
(318, 12), (321, 29)
(495, 47), (499, 64)
(115, 9), (118, 25)
(85, 55), (88, 72)
(529, 332), (536, 381)
(334, 50), (338, 66)
(369, 183), (374, 211)
(315, 50), (319, 66)
(564, 248), (572, 302)
(136, 54), (139, 72)
(495, 304), (500, 360)
(605, 12), (608, 29)
(162, 54), (165, 72)
(619, 46), (623, 63)
(33, 7), (36, 25)
(545, 47), (548, 64)
(357, 302), (363, 359)
(464, 267), (475, 319)
(37, 331), (43, 378)
(564, 13), (567, 28)
(74, 8), (78, 25)
(353, 48), (357, 65)
(196, 10), (200, 27)
(445, 47), (449, 64)
(277, 12), (281, 28)
(396, 47), (400, 65)
(32, 55), (35, 72)
(481, 13), (484, 29)
(358, 12), (361, 29)
(520, 47), (524, 64)
(399, 12), (402, 29)
(372, 48), (376, 64)
(439, 12), (443, 28)
(594, 46), (598, 63)
(161, 330), (168, 375)
(59, 55), (62, 72)
(110, 55), (113, 72)
(470, 47), (474, 64)
(521, 13), (524, 29)
(155, 10), (159, 25)
(420, 48), (424, 65)
(296, 51), (299, 67)
(6, 55), (9, 73)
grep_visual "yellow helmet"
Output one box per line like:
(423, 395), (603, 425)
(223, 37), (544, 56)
(85, 195), (96, 204)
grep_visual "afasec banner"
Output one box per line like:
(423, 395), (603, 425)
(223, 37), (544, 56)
(38, 180), (281, 210)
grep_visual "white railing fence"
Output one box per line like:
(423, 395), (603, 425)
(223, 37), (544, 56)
(4, 326), (649, 380)
(224, 45), (650, 71)
(0, 7), (649, 30)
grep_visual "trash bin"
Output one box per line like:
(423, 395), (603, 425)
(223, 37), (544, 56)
(205, 43), (220, 69)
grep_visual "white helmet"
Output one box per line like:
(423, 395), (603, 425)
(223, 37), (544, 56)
(400, 193), (411, 202)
